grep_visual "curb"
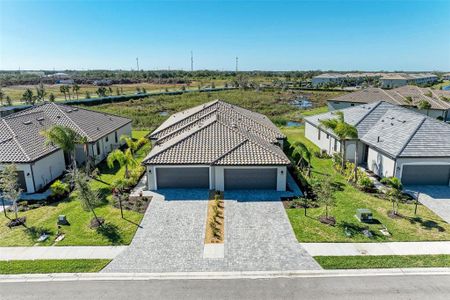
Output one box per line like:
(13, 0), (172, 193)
(1, 268), (450, 283)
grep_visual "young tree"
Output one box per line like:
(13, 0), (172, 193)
(21, 88), (34, 105)
(48, 93), (55, 102)
(107, 148), (137, 178)
(41, 125), (84, 171)
(85, 91), (91, 99)
(5, 95), (12, 106)
(0, 164), (23, 220)
(381, 177), (403, 215)
(319, 111), (359, 181)
(314, 176), (336, 220)
(0, 88), (4, 106)
(72, 170), (102, 226)
(36, 83), (46, 102)
(292, 141), (312, 177)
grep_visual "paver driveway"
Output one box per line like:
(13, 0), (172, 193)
(405, 186), (450, 223)
(104, 189), (319, 273)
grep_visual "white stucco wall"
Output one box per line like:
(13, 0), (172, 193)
(305, 122), (342, 156)
(367, 147), (396, 178)
(90, 123), (132, 164)
(0, 163), (33, 193)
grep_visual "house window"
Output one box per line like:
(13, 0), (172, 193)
(115, 132), (118, 143)
(96, 142), (101, 155)
(106, 136), (109, 142)
(326, 134), (329, 139)
(318, 129), (321, 140)
(351, 104), (355, 106)
(334, 139), (338, 151)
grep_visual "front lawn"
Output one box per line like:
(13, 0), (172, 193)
(0, 131), (150, 246)
(283, 126), (450, 242)
(0, 259), (111, 274)
(315, 255), (450, 269)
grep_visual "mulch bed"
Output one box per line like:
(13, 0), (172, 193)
(7, 217), (27, 228)
(319, 216), (336, 226)
(89, 217), (105, 229)
(387, 211), (404, 219)
(113, 194), (152, 214)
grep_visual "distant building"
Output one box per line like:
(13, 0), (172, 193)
(443, 73), (450, 81)
(380, 73), (438, 88)
(311, 73), (381, 87)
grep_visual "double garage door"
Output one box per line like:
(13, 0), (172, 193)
(155, 167), (278, 190)
(402, 165), (450, 186)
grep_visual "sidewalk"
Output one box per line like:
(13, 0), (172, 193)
(300, 241), (450, 256)
(0, 246), (127, 261)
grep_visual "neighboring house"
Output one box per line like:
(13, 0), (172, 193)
(328, 86), (450, 121)
(311, 73), (381, 87)
(304, 101), (450, 186)
(443, 73), (450, 81)
(0, 103), (132, 193)
(380, 73), (438, 88)
(143, 100), (290, 191)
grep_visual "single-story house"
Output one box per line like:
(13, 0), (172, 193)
(379, 73), (438, 88)
(328, 86), (450, 121)
(304, 101), (450, 186)
(0, 102), (132, 193)
(143, 100), (290, 191)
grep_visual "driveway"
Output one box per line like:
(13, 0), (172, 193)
(104, 189), (319, 273)
(405, 185), (450, 223)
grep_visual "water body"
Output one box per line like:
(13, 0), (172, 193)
(286, 121), (303, 127)
(443, 85), (450, 91)
(291, 97), (313, 109)
(158, 111), (169, 116)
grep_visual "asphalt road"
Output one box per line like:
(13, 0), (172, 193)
(1, 275), (450, 300)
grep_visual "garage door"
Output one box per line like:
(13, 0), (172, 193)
(402, 165), (450, 185)
(224, 168), (277, 190)
(156, 167), (209, 188)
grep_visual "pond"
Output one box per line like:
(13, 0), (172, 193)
(158, 111), (169, 116)
(291, 97), (313, 109)
(286, 121), (303, 127)
(443, 85), (450, 91)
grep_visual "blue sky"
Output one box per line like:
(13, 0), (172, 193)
(1, 0), (449, 71)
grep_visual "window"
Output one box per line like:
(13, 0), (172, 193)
(96, 142), (101, 155)
(106, 136), (109, 142)
(334, 139), (338, 151)
(326, 134), (329, 139)
(351, 104), (355, 106)
(318, 129), (321, 140)
(115, 132), (118, 143)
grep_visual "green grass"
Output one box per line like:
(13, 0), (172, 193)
(0, 131), (150, 246)
(0, 259), (111, 274)
(132, 130), (150, 140)
(431, 80), (450, 90)
(300, 106), (328, 116)
(315, 255), (450, 269)
(283, 126), (450, 242)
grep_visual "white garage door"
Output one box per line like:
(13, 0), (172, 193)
(156, 167), (209, 188)
(224, 168), (277, 190)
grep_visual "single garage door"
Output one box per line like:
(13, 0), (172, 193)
(156, 167), (209, 188)
(224, 168), (277, 190)
(402, 165), (450, 185)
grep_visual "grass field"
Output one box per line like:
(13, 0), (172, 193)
(431, 80), (450, 90)
(315, 255), (450, 269)
(0, 131), (150, 247)
(283, 126), (450, 242)
(0, 259), (111, 274)
(85, 89), (343, 130)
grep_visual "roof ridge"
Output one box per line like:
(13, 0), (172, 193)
(1, 119), (31, 161)
(143, 118), (218, 164)
(52, 102), (90, 139)
(383, 89), (405, 105)
(210, 139), (248, 165)
(397, 116), (427, 157)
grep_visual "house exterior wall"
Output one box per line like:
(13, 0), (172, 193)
(0, 163), (33, 193)
(408, 107), (447, 120)
(366, 147), (396, 178)
(90, 123), (132, 164)
(305, 122), (342, 156)
(395, 157), (450, 185)
(147, 165), (287, 191)
(345, 140), (365, 164)
(327, 101), (358, 111)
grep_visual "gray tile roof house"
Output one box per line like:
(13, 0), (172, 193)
(305, 102), (450, 186)
(0, 102), (132, 193)
(144, 100), (291, 191)
(328, 86), (450, 121)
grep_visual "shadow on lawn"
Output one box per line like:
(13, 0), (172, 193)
(337, 221), (383, 239)
(24, 225), (54, 240)
(97, 223), (123, 245)
(408, 216), (446, 232)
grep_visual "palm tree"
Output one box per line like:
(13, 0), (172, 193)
(107, 148), (137, 178)
(72, 84), (80, 100)
(60, 85), (67, 100)
(293, 141), (312, 177)
(319, 111), (359, 182)
(120, 135), (147, 155)
(41, 125), (84, 171)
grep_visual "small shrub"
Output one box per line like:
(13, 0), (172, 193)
(50, 180), (70, 198)
(357, 175), (375, 192)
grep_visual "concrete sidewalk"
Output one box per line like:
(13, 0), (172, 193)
(0, 246), (127, 261)
(301, 241), (450, 256)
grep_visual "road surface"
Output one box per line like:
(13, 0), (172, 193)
(1, 274), (450, 299)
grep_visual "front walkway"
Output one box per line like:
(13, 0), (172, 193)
(103, 189), (319, 273)
(405, 186), (450, 223)
(0, 246), (126, 260)
(301, 241), (450, 256)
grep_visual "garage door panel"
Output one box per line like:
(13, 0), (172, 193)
(224, 168), (277, 190)
(402, 165), (450, 185)
(157, 167), (209, 188)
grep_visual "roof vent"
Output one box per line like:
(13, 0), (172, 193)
(97, 127), (100, 131)
(36, 117), (45, 121)
(56, 115), (61, 119)
(377, 136), (381, 142)
(66, 109), (73, 113)
(72, 108), (78, 111)
(23, 120), (32, 125)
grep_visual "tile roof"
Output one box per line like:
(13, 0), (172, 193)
(143, 100), (290, 166)
(0, 102), (131, 163)
(329, 86), (450, 110)
(305, 101), (450, 158)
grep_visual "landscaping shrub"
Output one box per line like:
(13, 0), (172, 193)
(50, 180), (70, 199)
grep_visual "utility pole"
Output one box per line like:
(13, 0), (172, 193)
(235, 56), (238, 72)
(136, 57), (139, 71)
(190, 51), (194, 72)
